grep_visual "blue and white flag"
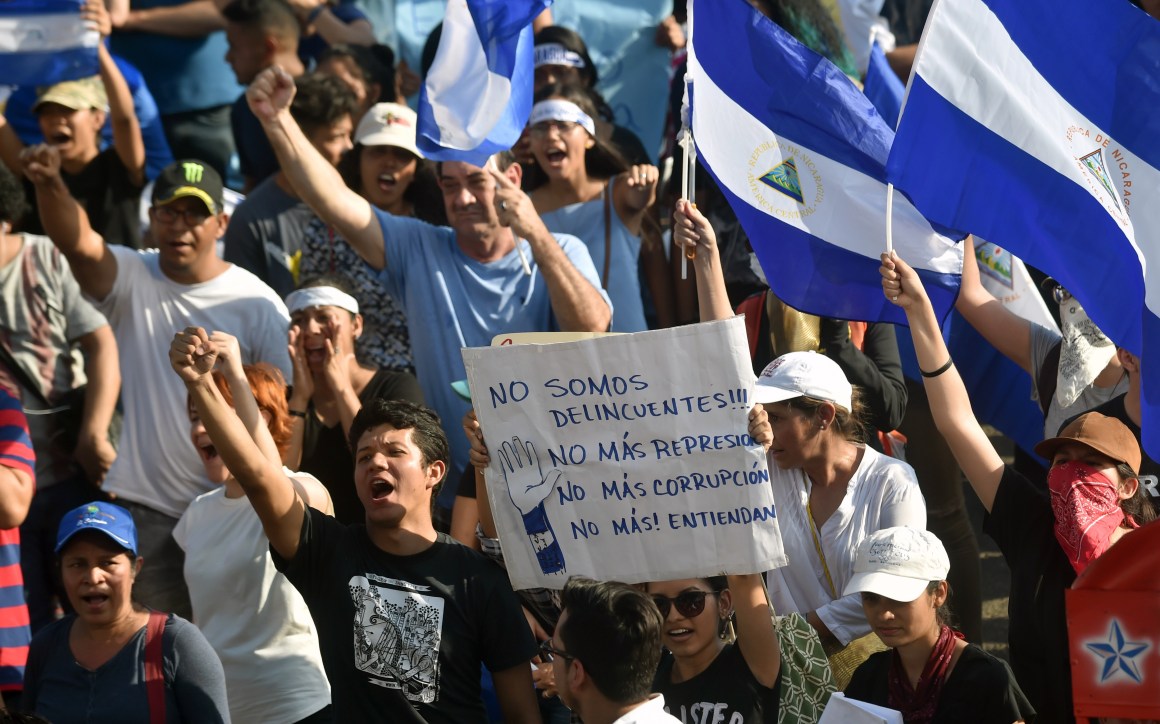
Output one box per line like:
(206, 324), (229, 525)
(416, 0), (550, 165)
(0, 1), (99, 88)
(688, 0), (962, 326)
(886, 0), (1160, 457)
(863, 40), (904, 131)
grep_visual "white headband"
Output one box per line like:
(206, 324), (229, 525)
(534, 43), (586, 69)
(285, 287), (360, 316)
(529, 99), (596, 137)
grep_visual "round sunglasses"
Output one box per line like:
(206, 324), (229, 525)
(651, 590), (719, 619)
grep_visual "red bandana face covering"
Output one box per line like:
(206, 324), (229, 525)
(1047, 460), (1138, 574)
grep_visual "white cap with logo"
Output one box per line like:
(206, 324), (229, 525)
(843, 527), (951, 602)
(753, 351), (852, 411)
(354, 102), (423, 158)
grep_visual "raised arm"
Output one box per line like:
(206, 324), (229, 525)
(21, 145), (118, 301)
(0, 113), (23, 176)
(248, 67), (384, 268)
(882, 252), (1004, 511)
(491, 166), (610, 332)
(612, 164), (659, 234)
(211, 332), (282, 466)
(89, 0), (145, 187)
(729, 573), (781, 688)
(672, 199), (734, 322)
(115, 0), (226, 36)
(953, 236), (1033, 375)
(285, 0), (375, 47)
(463, 410), (499, 539)
(171, 328), (305, 559)
(74, 326), (120, 486)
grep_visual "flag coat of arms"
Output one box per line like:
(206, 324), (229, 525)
(687, 0), (962, 326)
(886, 0), (1160, 457)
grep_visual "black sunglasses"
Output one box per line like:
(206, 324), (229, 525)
(651, 590), (718, 619)
(539, 638), (576, 664)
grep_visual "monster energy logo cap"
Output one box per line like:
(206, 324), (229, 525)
(152, 159), (224, 215)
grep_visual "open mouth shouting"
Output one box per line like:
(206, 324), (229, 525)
(377, 172), (399, 193)
(369, 478), (396, 502)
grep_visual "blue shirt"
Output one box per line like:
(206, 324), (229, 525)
(374, 210), (609, 508)
(109, 1), (242, 115)
(540, 180), (647, 332)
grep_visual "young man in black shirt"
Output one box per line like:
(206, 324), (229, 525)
(172, 328), (540, 723)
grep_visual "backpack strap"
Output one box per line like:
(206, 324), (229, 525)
(144, 611), (168, 724)
(1036, 339), (1062, 416)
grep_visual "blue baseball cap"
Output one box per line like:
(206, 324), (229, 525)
(55, 502), (138, 556)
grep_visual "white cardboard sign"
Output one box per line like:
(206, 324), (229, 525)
(462, 318), (787, 590)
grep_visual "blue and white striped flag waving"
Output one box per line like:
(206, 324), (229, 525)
(417, 0), (551, 165)
(0, 0), (99, 88)
(688, 0), (962, 326)
(886, 0), (1160, 458)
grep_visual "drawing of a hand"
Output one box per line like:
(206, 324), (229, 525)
(499, 437), (566, 574)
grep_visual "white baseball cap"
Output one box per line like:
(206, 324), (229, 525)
(843, 527), (951, 602)
(753, 351), (852, 411)
(354, 102), (423, 158)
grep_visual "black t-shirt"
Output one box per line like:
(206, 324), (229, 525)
(298, 369), (425, 524)
(271, 508), (537, 723)
(654, 643), (781, 724)
(20, 147), (143, 247)
(1063, 394), (1160, 517)
(983, 466), (1076, 724)
(845, 644), (1035, 723)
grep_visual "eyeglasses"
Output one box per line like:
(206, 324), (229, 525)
(1052, 285), (1073, 305)
(539, 638), (576, 664)
(529, 120), (582, 138)
(651, 590), (718, 619)
(153, 205), (211, 228)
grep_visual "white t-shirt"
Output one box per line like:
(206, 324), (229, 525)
(765, 445), (926, 645)
(174, 478), (329, 724)
(93, 246), (291, 517)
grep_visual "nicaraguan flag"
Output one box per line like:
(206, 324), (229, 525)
(0, 0), (99, 87)
(688, 0), (962, 326)
(886, 0), (1160, 457)
(416, 0), (550, 165)
(863, 40), (904, 130)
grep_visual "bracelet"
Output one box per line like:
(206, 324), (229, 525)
(306, 4), (327, 23)
(920, 358), (954, 378)
(289, 409), (307, 418)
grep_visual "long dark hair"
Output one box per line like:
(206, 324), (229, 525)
(522, 82), (629, 192)
(749, 0), (851, 68)
(337, 148), (447, 226)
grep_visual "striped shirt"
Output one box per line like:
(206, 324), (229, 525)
(0, 386), (33, 690)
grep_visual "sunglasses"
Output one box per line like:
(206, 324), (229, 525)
(651, 590), (718, 619)
(539, 638), (576, 664)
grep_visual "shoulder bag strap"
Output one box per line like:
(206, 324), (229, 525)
(601, 181), (612, 289)
(144, 611), (168, 724)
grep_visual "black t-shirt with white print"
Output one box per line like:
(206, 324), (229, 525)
(654, 642), (781, 724)
(271, 507), (536, 723)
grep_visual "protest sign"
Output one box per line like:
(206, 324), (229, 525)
(462, 318), (787, 590)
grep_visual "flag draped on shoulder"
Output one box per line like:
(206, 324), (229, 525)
(416, 0), (550, 165)
(687, 0), (962, 325)
(0, 0), (99, 87)
(886, 0), (1160, 457)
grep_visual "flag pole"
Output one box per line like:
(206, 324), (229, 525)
(885, 182), (895, 254)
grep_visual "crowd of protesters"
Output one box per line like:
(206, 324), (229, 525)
(0, 0), (1156, 722)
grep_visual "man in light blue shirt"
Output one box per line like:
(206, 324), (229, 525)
(249, 67), (612, 517)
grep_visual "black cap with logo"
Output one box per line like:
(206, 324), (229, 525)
(152, 160), (223, 215)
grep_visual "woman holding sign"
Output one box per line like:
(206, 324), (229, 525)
(675, 200), (926, 686)
(647, 573), (781, 723)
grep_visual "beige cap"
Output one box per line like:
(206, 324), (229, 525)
(34, 77), (107, 113)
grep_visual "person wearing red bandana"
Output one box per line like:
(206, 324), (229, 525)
(844, 527), (1034, 723)
(879, 251), (1157, 724)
